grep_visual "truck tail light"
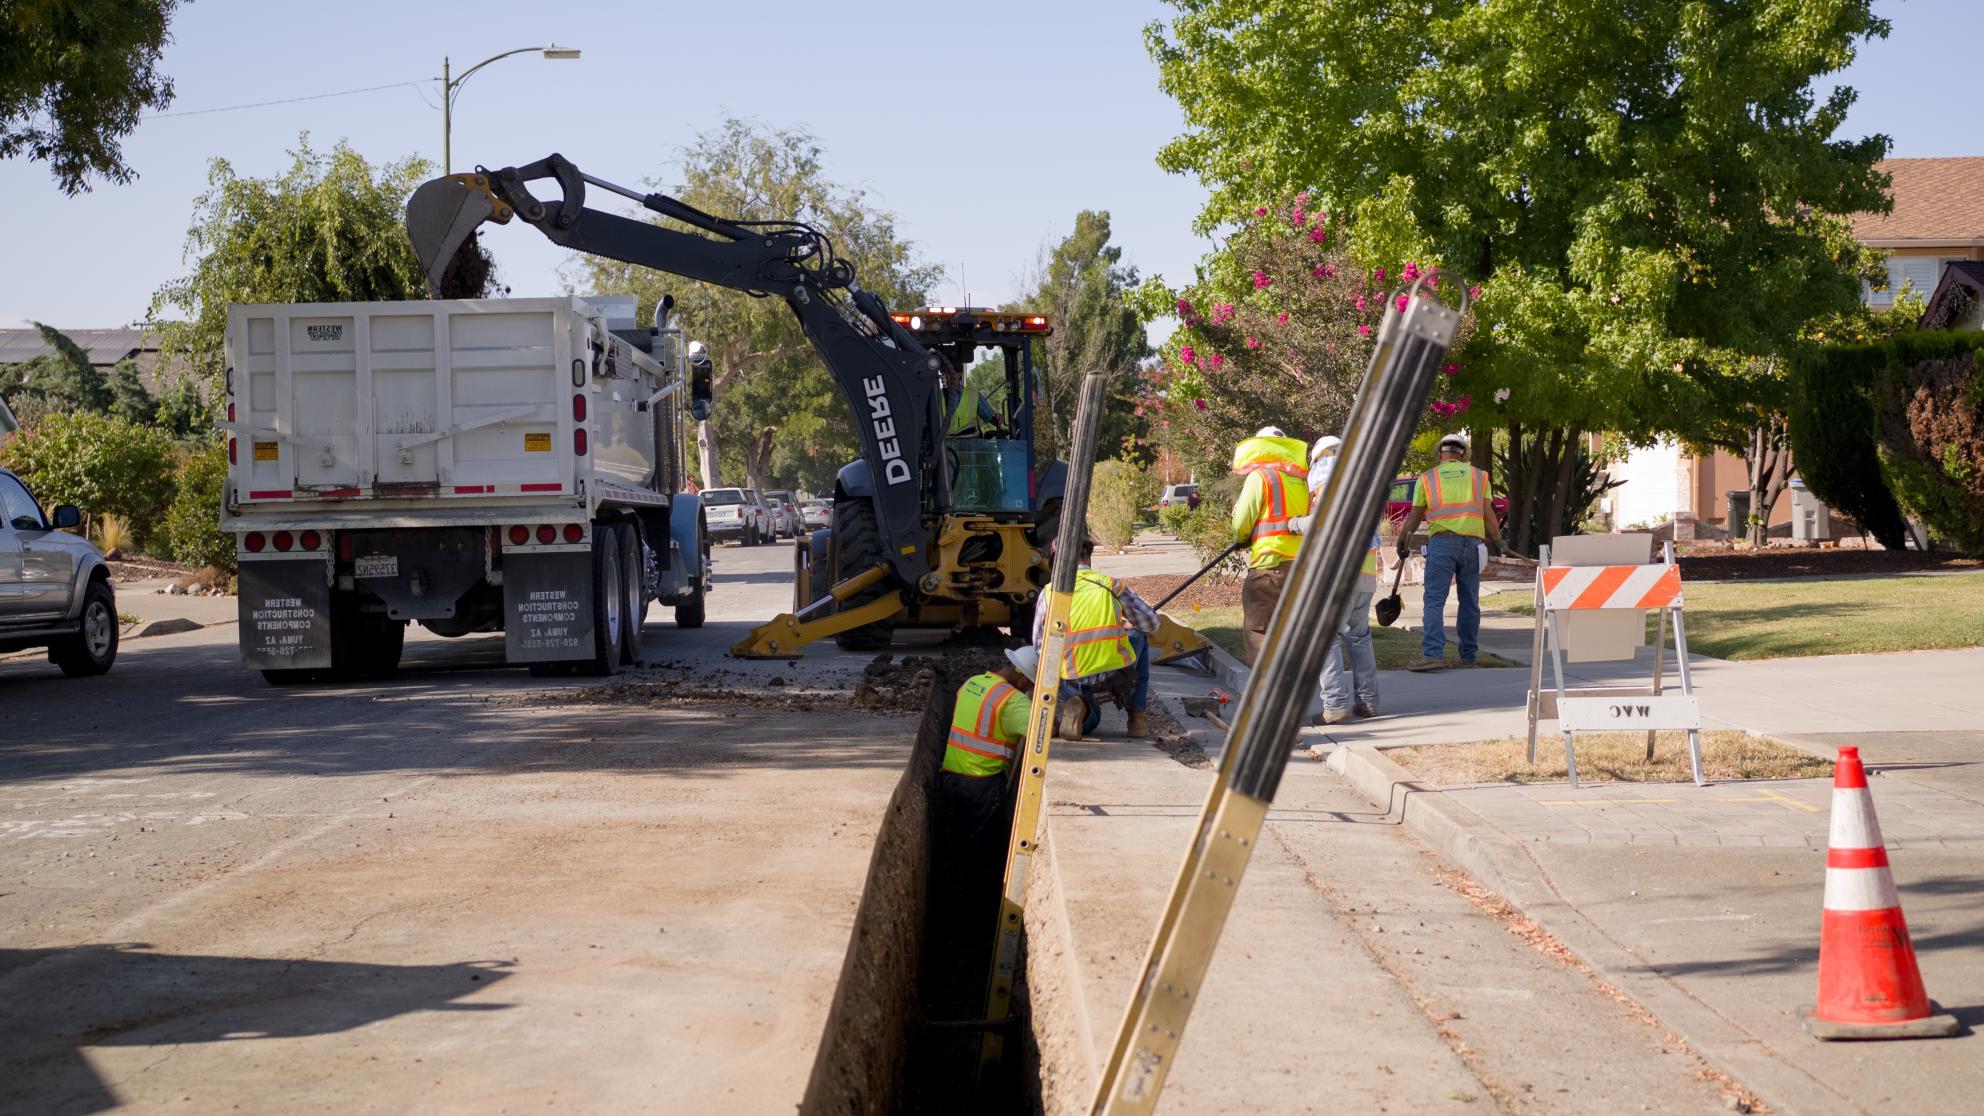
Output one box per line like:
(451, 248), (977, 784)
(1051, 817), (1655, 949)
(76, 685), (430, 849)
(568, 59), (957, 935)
(227, 402), (235, 423)
(228, 438), (237, 464)
(574, 429), (588, 456)
(573, 393), (587, 422)
(509, 525), (529, 545)
(300, 530), (322, 551)
(245, 532), (265, 553)
(338, 533), (354, 562)
(273, 531), (294, 552)
(562, 523), (583, 543)
(536, 524), (555, 544)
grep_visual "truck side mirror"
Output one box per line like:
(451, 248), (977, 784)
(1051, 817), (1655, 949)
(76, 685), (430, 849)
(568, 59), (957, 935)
(689, 352), (713, 422)
(51, 504), (82, 529)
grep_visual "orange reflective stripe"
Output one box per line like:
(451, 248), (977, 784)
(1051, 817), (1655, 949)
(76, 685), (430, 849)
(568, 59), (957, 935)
(976, 681), (1017, 737)
(946, 728), (1015, 762)
(1252, 469), (1302, 540)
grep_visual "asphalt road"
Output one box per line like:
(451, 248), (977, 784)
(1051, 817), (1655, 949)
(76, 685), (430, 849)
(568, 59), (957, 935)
(0, 535), (913, 1113)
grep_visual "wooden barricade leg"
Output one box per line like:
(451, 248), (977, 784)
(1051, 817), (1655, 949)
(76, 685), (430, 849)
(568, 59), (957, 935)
(1647, 606), (1667, 761)
(1671, 602), (1707, 786)
(1526, 552), (1549, 764)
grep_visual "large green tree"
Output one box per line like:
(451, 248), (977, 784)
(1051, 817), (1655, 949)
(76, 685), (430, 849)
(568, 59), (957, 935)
(150, 137), (493, 391)
(1012, 211), (1152, 462)
(1148, 0), (1892, 551)
(579, 119), (940, 493)
(1, 0), (180, 193)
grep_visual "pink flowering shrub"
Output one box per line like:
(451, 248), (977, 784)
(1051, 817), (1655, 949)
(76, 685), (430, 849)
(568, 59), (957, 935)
(1145, 198), (1475, 483)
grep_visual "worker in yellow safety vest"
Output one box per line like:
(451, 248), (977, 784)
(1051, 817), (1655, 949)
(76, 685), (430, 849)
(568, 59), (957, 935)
(1033, 535), (1160, 740)
(1295, 434), (1380, 723)
(1394, 432), (1504, 671)
(1228, 425), (1312, 665)
(936, 644), (1039, 927)
(946, 380), (1001, 437)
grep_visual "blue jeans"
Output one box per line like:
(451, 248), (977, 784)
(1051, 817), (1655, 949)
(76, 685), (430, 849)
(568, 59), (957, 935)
(1421, 533), (1481, 661)
(1062, 631), (1150, 733)
(1321, 586), (1378, 711)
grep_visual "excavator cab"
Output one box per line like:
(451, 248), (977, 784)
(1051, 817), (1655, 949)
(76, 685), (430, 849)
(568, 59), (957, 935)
(898, 307), (1054, 518)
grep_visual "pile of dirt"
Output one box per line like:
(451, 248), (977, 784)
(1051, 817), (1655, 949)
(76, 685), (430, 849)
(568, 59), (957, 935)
(1121, 572), (1245, 610)
(1674, 543), (1980, 581)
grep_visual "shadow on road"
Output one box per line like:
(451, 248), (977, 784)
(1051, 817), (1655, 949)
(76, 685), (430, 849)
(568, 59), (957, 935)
(0, 944), (513, 1114)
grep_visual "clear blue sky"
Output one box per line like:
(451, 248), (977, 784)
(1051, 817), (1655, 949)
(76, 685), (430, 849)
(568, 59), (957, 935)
(3, 0), (1979, 334)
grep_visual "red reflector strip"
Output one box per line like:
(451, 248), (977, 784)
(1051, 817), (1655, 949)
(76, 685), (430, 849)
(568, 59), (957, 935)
(1827, 847), (1890, 870)
(248, 490), (295, 499)
(317, 487), (360, 498)
(454, 485), (490, 494)
(520, 483), (562, 492)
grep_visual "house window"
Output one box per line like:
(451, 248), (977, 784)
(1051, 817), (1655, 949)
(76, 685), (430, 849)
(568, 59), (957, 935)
(1892, 257), (1942, 300)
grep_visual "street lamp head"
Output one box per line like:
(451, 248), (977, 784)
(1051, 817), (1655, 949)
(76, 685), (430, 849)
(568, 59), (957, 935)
(541, 45), (581, 60)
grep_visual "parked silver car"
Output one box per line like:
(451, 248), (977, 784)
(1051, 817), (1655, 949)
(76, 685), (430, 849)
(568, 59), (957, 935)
(0, 467), (118, 675)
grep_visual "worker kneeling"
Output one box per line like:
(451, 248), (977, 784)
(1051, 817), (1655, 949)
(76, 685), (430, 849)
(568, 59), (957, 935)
(936, 646), (1040, 924)
(1034, 536), (1158, 740)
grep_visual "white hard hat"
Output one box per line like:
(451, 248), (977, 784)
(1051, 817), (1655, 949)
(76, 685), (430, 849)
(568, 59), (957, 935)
(1255, 425), (1285, 438)
(1004, 645), (1040, 681)
(1437, 431), (1470, 452)
(1311, 435), (1342, 460)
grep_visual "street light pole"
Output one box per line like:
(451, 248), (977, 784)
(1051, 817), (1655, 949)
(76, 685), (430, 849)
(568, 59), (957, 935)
(440, 44), (581, 174)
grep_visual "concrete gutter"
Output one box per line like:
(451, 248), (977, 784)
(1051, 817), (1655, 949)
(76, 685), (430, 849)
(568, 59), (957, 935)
(1325, 742), (1856, 1116)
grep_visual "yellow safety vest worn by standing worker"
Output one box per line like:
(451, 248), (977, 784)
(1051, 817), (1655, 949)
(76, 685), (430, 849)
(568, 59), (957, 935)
(1230, 435), (1312, 568)
(942, 672), (1031, 778)
(1415, 461), (1491, 538)
(1058, 568), (1136, 680)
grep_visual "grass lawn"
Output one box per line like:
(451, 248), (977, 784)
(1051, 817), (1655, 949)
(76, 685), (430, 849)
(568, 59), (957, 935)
(1387, 731), (1833, 786)
(1481, 571), (1984, 661)
(1178, 604), (1514, 669)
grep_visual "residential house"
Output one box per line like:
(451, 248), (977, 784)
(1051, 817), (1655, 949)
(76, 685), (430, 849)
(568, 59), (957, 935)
(1600, 157), (1984, 538)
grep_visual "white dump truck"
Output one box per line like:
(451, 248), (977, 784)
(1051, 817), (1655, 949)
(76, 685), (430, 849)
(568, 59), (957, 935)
(221, 295), (713, 682)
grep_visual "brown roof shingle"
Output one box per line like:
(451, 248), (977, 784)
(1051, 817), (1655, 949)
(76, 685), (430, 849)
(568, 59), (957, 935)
(1853, 157), (1984, 245)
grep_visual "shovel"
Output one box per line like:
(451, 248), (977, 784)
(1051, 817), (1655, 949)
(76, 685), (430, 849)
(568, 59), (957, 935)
(1153, 542), (1247, 611)
(1374, 550), (1407, 627)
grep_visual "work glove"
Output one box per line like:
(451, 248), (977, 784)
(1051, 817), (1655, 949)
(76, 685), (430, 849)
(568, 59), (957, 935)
(1488, 540), (1504, 559)
(1395, 540), (1410, 560)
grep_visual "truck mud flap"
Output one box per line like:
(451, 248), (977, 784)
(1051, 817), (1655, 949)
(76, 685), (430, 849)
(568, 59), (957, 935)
(238, 559), (333, 670)
(503, 552), (595, 663)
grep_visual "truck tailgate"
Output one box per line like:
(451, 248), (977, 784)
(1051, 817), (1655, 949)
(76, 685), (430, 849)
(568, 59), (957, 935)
(228, 299), (584, 500)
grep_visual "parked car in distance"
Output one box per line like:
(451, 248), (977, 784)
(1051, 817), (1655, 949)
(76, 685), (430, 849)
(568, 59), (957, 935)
(702, 487), (770, 546)
(799, 499), (831, 530)
(1158, 482), (1200, 511)
(0, 467), (119, 675)
(762, 489), (800, 539)
(742, 488), (779, 541)
(1385, 475), (1510, 531)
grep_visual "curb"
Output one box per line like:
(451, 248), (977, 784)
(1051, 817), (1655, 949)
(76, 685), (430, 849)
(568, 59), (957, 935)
(1326, 743), (1855, 1116)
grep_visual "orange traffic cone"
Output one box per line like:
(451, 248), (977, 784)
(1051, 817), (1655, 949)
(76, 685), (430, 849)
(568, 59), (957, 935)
(1806, 746), (1959, 1040)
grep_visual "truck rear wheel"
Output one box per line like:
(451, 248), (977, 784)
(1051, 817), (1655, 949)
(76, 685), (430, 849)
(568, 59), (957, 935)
(580, 525), (625, 676)
(829, 496), (897, 653)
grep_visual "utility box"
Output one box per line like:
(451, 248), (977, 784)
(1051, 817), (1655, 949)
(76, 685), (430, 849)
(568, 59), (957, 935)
(1789, 477), (1829, 541)
(1724, 490), (1751, 535)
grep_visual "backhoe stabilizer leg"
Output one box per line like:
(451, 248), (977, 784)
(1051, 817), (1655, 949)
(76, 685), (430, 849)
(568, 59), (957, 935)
(1148, 612), (1212, 666)
(729, 565), (901, 659)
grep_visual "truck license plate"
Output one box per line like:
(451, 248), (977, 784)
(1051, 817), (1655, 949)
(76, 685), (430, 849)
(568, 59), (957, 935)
(355, 555), (399, 579)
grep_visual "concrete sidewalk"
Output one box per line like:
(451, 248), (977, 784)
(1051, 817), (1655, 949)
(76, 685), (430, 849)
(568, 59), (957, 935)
(1191, 621), (1984, 1112)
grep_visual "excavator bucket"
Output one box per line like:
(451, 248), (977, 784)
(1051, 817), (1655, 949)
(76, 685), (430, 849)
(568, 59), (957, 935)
(405, 173), (511, 295)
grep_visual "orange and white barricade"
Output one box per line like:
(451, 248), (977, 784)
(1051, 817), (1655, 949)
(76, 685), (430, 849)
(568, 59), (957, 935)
(1524, 538), (1703, 787)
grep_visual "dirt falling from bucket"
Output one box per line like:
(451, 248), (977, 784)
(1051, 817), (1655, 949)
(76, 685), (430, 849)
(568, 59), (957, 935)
(799, 653), (1042, 1115)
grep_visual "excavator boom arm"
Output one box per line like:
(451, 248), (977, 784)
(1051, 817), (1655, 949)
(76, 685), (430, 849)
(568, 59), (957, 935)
(405, 153), (944, 584)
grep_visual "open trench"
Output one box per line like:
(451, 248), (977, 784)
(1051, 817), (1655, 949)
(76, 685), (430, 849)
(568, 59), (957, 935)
(799, 656), (1045, 1115)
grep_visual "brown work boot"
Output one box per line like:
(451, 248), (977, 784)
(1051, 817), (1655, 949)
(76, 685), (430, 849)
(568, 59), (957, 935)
(1125, 709), (1151, 738)
(1405, 656), (1445, 672)
(1056, 696), (1088, 740)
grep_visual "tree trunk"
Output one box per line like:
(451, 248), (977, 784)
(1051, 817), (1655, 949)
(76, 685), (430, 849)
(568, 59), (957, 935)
(1744, 416), (1793, 546)
(697, 422), (721, 489)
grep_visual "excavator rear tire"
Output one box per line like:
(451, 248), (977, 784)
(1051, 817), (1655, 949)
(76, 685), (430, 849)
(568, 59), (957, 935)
(829, 496), (897, 653)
